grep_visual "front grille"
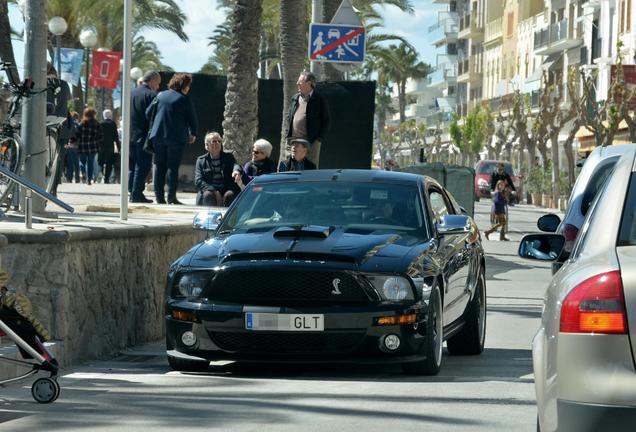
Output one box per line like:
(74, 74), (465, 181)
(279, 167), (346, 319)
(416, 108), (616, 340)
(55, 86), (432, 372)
(207, 269), (373, 305)
(211, 331), (365, 354)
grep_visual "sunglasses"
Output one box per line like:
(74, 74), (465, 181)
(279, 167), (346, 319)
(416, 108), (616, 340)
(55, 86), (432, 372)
(252, 150), (263, 154)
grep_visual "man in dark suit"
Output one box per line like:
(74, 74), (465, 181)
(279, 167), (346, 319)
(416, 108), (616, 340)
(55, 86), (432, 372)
(147, 73), (198, 204)
(129, 70), (160, 203)
(283, 71), (330, 168)
(99, 109), (120, 184)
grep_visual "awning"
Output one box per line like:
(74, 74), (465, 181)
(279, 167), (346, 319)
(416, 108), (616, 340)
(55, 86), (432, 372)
(542, 52), (563, 71)
(575, 119), (629, 139)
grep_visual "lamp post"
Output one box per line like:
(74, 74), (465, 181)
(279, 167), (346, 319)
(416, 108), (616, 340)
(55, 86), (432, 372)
(48, 17), (67, 77)
(130, 67), (143, 87)
(79, 28), (98, 107)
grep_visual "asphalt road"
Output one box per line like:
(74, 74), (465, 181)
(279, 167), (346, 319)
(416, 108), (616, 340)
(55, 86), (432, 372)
(0, 201), (556, 431)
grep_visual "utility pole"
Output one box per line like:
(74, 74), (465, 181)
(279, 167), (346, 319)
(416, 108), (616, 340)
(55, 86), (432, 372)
(21, 0), (48, 213)
(311, 0), (324, 79)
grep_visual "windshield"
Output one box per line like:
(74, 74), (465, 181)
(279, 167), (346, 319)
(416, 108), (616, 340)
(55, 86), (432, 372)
(477, 162), (514, 176)
(219, 181), (426, 235)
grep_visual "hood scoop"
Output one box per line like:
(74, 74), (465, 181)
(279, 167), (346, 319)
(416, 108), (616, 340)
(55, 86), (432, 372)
(273, 225), (334, 239)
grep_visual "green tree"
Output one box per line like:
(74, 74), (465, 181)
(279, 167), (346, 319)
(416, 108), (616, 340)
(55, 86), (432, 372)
(384, 43), (429, 124)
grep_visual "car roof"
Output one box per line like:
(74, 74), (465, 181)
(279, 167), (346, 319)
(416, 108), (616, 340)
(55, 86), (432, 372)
(254, 169), (439, 187)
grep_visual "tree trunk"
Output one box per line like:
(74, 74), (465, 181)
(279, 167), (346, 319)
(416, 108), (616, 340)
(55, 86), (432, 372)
(399, 80), (406, 124)
(0, 0), (19, 85)
(563, 133), (577, 192)
(550, 133), (560, 203)
(278, 0), (308, 164)
(222, 0), (263, 165)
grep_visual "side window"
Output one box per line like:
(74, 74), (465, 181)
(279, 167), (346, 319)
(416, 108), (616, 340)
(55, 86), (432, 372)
(581, 161), (616, 215)
(618, 173), (636, 246)
(429, 189), (452, 223)
(571, 172), (612, 259)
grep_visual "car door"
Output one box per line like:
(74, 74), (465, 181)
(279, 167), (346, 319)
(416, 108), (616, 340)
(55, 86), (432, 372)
(428, 186), (471, 325)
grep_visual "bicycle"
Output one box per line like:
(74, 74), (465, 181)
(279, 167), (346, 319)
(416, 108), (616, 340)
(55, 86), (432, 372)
(0, 62), (65, 207)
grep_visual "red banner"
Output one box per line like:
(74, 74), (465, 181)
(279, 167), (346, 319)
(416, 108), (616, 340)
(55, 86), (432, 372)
(89, 51), (122, 89)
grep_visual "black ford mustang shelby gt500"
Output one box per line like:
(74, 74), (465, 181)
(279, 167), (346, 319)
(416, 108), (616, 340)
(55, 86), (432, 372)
(166, 169), (486, 375)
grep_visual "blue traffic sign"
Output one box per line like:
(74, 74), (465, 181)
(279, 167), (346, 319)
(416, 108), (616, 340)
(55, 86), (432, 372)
(309, 23), (366, 63)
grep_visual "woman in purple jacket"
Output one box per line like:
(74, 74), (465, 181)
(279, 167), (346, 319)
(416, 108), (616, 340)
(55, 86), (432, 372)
(241, 139), (277, 184)
(484, 180), (510, 241)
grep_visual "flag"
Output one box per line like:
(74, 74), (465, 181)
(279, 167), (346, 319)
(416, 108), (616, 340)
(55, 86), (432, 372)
(54, 48), (85, 85)
(112, 80), (122, 109)
(89, 51), (122, 89)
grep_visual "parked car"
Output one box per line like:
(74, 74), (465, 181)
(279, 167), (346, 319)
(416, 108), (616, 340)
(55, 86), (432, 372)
(474, 160), (521, 202)
(166, 170), (486, 375)
(536, 144), (636, 274)
(518, 145), (636, 432)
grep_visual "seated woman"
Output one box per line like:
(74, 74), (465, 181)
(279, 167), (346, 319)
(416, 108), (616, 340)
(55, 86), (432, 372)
(242, 139), (277, 184)
(194, 131), (242, 207)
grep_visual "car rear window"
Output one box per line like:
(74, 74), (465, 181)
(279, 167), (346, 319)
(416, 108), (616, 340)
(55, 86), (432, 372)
(618, 173), (636, 246)
(477, 162), (514, 176)
(581, 161), (616, 215)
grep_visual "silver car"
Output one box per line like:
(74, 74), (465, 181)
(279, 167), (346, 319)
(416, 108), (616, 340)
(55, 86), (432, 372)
(519, 146), (636, 431)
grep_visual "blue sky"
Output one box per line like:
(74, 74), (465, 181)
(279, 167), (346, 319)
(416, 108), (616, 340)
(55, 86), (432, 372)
(8, 1), (439, 75)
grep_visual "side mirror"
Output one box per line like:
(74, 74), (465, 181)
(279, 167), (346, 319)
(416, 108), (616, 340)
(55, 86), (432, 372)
(437, 214), (471, 236)
(518, 234), (565, 261)
(192, 210), (223, 231)
(537, 213), (561, 233)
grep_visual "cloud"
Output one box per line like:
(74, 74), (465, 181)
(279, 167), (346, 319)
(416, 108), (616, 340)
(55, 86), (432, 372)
(140, 0), (226, 73)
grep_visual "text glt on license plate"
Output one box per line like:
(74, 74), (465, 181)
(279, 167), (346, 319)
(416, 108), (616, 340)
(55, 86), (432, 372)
(245, 313), (324, 331)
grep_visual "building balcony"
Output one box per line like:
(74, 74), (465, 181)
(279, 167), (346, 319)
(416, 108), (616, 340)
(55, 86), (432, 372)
(534, 19), (583, 55)
(458, 12), (484, 40)
(429, 13), (459, 46)
(428, 66), (457, 88)
(484, 17), (503, 46)
(404, 79), (429, 95)
(457, 57), (481, 84)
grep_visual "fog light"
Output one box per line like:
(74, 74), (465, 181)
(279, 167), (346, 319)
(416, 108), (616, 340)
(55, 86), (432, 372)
(181, 331), (197, 347)
(384, 334), (401, 351)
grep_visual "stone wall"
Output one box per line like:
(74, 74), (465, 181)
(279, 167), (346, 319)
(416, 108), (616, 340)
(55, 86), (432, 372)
(0, 226), (205, 366)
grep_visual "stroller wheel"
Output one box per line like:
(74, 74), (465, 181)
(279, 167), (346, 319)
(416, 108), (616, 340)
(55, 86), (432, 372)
(31, 377), (60, 403)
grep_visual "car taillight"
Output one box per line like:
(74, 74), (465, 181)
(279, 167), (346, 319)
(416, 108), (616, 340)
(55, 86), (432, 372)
(562, 224), (579, 242)
(560, 271), (627, 334)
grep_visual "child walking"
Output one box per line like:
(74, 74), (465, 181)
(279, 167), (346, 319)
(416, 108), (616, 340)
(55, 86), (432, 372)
(485, 180), (510, 241)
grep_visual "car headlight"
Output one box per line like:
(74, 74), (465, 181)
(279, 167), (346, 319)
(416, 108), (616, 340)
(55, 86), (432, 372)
(478, 178), (489, 187)
(174, 272), (209, 297)
(366, 275), (414, 301)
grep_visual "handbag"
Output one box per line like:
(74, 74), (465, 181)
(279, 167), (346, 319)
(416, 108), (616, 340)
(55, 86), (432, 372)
(143, 96), (159, 154)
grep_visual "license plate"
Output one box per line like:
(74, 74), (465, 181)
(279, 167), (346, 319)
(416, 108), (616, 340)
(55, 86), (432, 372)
(245, 313), (324, 331)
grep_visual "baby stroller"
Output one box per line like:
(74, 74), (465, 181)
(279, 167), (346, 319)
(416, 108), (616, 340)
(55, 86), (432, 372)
(0, 276), (60, 403)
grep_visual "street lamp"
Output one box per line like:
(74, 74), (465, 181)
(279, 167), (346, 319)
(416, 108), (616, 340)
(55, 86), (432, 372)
(79, 28), (98, 107)
(130, 67), (143, 87)
(48, 17), (67, 79)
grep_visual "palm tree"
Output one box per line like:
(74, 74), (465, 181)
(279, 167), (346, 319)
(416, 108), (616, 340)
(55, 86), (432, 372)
(383, 43), (429, 124)
(132, 35), (172, 72)
(0, 0), (19, 84)
(278, 0), (308, 164)
(222, 0), (263, 165)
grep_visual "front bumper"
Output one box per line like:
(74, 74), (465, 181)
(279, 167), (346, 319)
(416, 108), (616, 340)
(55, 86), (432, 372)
(166, 300), (429, 364)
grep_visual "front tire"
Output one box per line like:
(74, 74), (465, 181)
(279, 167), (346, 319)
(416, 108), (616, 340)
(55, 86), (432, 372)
(447, 270), (486, 355)
(403, 285), (443, 375)
(167, 354), (210, 372)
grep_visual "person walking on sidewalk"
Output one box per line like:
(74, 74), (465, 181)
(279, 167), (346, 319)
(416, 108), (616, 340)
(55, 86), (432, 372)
(129, 71), (161, 203)
(147, 73), (198, 205)
(282, 71), (330, 168)
(76, 108), (103, 185)
(99, 110), (120, 184)
(484, 180), (510, 241)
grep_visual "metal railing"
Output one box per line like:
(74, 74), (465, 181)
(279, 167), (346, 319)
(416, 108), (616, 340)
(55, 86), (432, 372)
(0, 164), (73, 228)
